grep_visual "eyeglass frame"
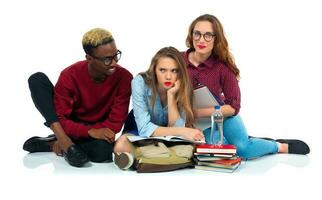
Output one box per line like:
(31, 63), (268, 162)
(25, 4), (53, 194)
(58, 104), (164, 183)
(192, 31), (215, 42)
(91, 50), (122, 66)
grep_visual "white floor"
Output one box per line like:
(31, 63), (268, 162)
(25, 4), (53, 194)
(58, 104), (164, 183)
(2, 135), (319, 200)
(21, 150), (311, 176)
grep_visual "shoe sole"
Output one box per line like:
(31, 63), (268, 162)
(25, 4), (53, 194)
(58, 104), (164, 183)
(114, 152), (133, 170)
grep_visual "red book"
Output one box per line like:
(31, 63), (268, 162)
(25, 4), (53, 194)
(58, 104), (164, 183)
(214, 157), (242, 165)
(195, 144), (237, 154)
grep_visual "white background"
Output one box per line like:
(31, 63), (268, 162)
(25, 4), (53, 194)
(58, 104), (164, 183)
(0, 0), (321, 199)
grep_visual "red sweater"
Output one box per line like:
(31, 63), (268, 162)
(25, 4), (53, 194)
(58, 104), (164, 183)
(54, 60), (133, 138)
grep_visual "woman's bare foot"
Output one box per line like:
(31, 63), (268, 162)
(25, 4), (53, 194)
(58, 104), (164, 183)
(278, 142), (289, 153)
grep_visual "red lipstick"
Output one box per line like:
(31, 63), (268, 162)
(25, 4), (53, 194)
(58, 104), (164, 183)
(164, 82), (172, 87)
(197, 44), (206, 49)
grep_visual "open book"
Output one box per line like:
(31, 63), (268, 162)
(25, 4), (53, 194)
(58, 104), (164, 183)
(126, 135), (205, 144)
(193, 86), (220, 130)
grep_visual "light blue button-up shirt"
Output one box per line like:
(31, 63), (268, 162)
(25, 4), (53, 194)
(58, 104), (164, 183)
(132, 75), (186, 137)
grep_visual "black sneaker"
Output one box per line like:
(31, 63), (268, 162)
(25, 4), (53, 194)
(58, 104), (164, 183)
(23, 134), (56, 153)
(276, 139), (310, 155)
(114, 152), (134, 170)
(63, 145), (89, 167)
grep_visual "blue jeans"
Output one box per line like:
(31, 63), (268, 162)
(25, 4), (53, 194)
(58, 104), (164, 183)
(203, 115), (278, 160)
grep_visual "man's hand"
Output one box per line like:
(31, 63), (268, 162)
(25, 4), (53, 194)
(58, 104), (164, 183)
(88, 128), (115, 143)
(52, 141), (63, 156)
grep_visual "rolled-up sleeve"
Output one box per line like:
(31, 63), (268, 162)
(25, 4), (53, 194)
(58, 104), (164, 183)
(221, 68), (241, 115)
(132, 75), (159, 137)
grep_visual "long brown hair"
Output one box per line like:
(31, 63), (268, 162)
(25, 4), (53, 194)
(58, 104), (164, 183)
(186, 14), (240, 79)
(139, 47), (194, 127)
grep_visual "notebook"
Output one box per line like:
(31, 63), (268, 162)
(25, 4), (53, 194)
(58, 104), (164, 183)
(193, 86), (219, 109)
(193, 86), (220, 130)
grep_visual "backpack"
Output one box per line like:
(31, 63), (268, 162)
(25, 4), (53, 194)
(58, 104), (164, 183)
(123, 110), (194, 173)
(132, 139), (194, 173)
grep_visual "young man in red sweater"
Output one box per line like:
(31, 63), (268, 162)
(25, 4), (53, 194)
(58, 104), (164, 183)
(23, 28), (133, 167)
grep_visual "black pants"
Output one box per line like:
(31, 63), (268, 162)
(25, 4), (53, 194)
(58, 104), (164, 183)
(28, 72), (113, 162)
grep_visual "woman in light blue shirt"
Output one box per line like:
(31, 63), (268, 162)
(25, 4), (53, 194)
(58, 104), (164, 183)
(114, 47), (204, 169)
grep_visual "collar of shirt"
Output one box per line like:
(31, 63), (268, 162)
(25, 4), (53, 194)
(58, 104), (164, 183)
(184, 48), (219, 70)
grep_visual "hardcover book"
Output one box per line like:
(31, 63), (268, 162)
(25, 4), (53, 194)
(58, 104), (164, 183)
(196, 160), (240, 169)
(195, 162), (240, 173)
(195, 154), (237, 161)
(195, 144), (237, 154)
(202, 157), (242, 166)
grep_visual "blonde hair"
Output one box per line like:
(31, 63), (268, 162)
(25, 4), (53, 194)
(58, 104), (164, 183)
(186, 14), (240, 79)
(82, 28), (114, 55)
(140, 47), (195, 128)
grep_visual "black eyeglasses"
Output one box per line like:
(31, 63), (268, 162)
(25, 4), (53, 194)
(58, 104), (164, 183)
(192, 31), (215, 42)
(91, 50), (122, 66)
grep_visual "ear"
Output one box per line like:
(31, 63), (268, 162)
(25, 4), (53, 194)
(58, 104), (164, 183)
(85, 54), (92, 61)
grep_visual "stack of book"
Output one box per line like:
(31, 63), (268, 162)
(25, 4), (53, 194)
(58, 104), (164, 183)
(194, 143), (241, 173)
